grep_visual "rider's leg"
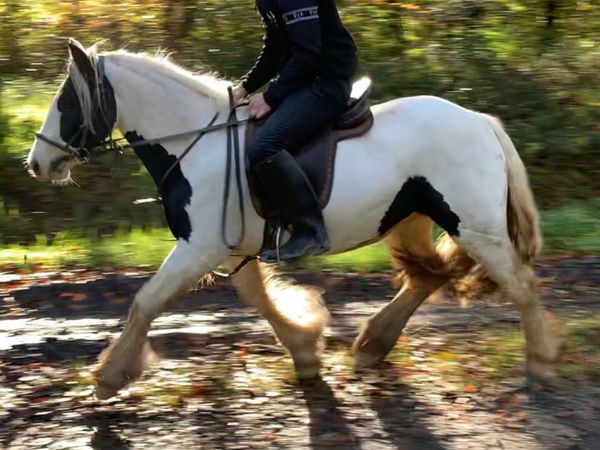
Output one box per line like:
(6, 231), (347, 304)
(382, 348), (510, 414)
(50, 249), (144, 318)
(253, 150), (329, 261)
(247, 79), (350, 262)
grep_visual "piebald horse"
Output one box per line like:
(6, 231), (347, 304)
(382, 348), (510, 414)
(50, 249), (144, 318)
(27, 40), (560, 399)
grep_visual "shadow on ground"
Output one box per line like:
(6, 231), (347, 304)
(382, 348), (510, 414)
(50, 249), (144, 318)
(2, 258), (600, 448)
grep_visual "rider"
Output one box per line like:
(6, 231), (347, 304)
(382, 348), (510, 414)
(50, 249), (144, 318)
(234, 0), (357, 262)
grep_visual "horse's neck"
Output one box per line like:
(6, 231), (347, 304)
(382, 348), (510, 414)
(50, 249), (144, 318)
(104, 54), (228, 151)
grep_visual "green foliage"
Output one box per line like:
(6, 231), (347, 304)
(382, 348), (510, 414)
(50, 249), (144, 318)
(0, 229), (174, 269)
(541, 199), (600, 253)
(1, 0), (599, 245)
(2, 199), (599, 269)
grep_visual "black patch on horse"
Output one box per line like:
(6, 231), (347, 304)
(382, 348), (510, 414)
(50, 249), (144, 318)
(379, 176), (461, 236)
(125, 132), (193, 241)
(57, 74), (117, 148)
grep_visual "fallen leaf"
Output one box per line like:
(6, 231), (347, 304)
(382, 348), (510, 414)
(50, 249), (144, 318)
(59, 292), (87, 302)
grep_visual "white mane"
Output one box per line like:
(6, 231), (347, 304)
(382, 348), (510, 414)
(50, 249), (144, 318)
(105, 49), (232, 102)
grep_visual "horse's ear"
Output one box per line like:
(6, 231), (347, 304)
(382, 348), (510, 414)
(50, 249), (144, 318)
(68, 38), (95, 81)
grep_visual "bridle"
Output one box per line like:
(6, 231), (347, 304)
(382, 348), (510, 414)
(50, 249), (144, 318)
(35, 56), (124, 163)
(35, 56), (252, 167)
(35, 55), (258, 275)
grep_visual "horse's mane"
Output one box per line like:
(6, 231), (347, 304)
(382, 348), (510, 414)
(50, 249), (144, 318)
(67, 45), (231, 132)
(104, 49), (231, 101)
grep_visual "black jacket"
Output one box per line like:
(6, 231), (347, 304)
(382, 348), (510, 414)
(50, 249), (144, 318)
(241, 0), (357, 108)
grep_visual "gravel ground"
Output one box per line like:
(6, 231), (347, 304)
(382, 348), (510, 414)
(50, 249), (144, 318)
(1, 256), (600, 449)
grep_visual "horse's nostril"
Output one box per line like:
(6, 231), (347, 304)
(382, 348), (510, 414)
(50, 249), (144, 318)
(32, 161), (41, 176)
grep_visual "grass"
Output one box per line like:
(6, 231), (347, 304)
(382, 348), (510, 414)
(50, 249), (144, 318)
(0, 230), (390, 271)
(1, 79), (599, 271)
(306, 243), (390, 272)
(541, 198), (600, 253)
(2, 198), (599, 271)
(0, 229), (174, 270)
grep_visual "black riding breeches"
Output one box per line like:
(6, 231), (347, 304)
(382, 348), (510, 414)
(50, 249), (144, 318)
(246, 78), (351, 168)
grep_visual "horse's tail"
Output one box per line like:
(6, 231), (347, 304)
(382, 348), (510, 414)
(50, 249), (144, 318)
(484, 114), (542, 264)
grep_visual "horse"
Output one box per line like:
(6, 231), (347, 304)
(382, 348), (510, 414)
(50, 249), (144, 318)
(26, 39), (561, 400)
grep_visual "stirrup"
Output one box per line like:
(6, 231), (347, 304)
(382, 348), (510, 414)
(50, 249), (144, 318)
(275, 223), (283, 263)
(259, 222), (286, 264)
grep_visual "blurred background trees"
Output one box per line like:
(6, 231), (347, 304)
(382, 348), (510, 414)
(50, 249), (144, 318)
(0, 0), (598, 245)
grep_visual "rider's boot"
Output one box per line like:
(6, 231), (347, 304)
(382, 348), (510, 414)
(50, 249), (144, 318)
(251, 150), (330, 263)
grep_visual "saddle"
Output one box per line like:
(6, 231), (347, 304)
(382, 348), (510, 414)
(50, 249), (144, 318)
(246, 77), (374, 218)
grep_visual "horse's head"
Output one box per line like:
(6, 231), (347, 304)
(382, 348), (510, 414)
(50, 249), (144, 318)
(26, 39), (117, 182)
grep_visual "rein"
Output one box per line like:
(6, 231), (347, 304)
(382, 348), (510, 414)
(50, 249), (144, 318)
(222, 88), (246, 250)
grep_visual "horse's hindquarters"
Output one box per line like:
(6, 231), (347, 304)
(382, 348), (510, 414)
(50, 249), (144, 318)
(322, 96), (511, 254)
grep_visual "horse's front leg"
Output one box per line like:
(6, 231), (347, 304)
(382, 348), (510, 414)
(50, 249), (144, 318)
(227, 257), (329, 378)
(94, 241), (224, 399)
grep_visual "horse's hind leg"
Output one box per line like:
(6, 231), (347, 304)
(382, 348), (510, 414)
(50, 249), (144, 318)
(227, 257), (329, 378)
(94, 242), (225, 399)
(353, 214), (450, 368)
(457, 230), (562, 383)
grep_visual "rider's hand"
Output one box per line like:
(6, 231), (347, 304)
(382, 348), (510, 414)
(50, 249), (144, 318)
(232, 85), (248, 105)
(248, 93), (272, 120)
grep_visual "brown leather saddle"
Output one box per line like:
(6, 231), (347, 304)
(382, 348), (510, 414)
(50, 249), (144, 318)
(245, 78), (374, 218)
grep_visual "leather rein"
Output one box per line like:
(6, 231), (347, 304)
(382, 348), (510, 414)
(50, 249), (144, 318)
(35, 55), (257, 275)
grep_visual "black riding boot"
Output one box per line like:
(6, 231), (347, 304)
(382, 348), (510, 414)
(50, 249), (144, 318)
(251, 151), (331, 262)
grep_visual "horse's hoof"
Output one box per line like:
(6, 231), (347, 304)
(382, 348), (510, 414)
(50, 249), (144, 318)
(352, 348), (386, 369)
(95, 384), (119, 400)
(351, 334), (392, 369)
(526, 360), (562, 390)
(293, 361), (321, 379)
(95, 380), (121, 400)
(93, 364), (133, 400)
(292, 351), (321, 379)
(295, 365), (321, 379)
(92, 368), (131, 400)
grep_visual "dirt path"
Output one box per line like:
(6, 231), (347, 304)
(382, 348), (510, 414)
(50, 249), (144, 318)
(1, 256), (600, 449)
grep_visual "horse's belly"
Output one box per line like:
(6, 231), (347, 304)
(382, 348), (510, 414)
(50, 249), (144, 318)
(323, 118), (405, 252)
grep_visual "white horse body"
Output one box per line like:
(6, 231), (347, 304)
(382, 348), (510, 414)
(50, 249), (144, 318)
(327, 97), (508, 252)
(28, 45), (561, 400)
(103, 53), (508, 256)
